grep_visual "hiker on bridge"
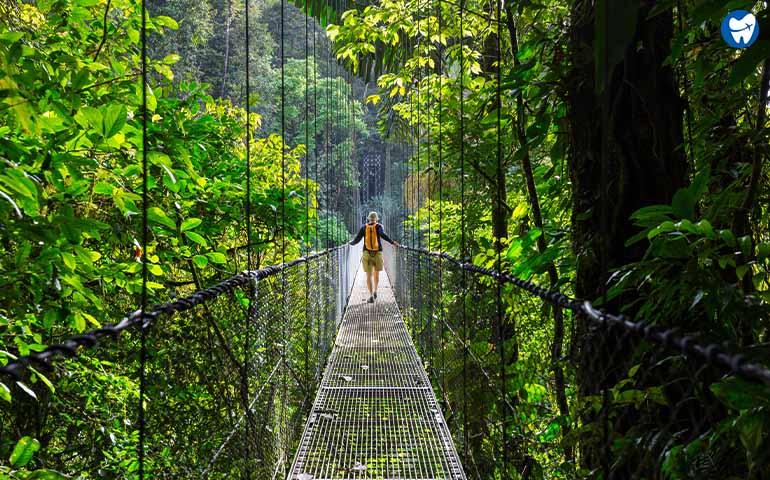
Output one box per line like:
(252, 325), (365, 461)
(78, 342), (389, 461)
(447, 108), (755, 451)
(350, 211), (399, 303)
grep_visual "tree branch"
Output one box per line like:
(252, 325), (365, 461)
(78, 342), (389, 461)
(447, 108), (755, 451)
(92, 0), (113, 61)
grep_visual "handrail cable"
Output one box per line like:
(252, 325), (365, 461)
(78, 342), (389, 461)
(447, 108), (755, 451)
(397, 245), (770, 386)
(494, 0), (507, 472)
(0, 247), (343, 379)
(458, 0), (469, 457)
(425, 10), (434, 376)
(278, 0), (290, 472)
(244, 0), (255, 474)
(303, 0), (312, 402)
(138, 0), (149, 474)
(436, 0), (446, 400)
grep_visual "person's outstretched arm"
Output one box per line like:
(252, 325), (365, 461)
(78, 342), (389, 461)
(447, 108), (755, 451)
(377, 225), (400, 247)
(349, 226), (365, 245)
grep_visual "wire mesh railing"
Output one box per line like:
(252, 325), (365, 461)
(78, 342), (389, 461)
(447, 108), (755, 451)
(386, 244), (770, 479)
(1, 246), (356, 478)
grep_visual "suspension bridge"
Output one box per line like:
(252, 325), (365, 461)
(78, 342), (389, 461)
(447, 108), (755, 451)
(3, 240), (769, 479)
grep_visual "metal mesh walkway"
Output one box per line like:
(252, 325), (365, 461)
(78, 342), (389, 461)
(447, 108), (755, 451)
(288, 268), (467, 480)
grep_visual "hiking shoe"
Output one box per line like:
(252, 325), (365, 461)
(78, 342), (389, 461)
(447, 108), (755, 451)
(373, 292), (377, 299)
(367, 296), (374, 303)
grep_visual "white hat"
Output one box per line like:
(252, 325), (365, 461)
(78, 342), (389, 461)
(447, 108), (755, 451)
(368, 211), (379, 221)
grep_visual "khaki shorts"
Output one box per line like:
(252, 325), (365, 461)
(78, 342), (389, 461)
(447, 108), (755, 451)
(361, 250), (384, 272)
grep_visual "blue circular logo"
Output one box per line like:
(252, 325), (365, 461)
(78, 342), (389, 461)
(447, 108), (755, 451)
(722, 10), (760, 49)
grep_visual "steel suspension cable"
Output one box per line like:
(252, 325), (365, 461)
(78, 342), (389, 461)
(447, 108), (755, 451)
(328, 19), (332, 245)
(599, 1), (611, 475)
(244, 0), (252, 274)
(415, 10), (423, 348)
(279, 0), (289, 472)
(343, 70), (352, 228)
(425, 11), (434, 377)
(436, 0), (447, 411)
(334, 0), (343, 244)
(0, 248), (342, 379)
(459, 0), (469, 457)
(303, 0), (311, 404)
(333, 12), (338, 234)
(407, 35), (414, 250)
(408, 36), (416, 338)
(399, 245), (770, 387)
(416, 16), (421, 252)
(138, 0), (149, 473)
(313, 28), (319, 251)
(244, 0), (254, 474)
(494, 0), (507, 472)
(330, 18), (337, 244)
(411, 39), (417, 252)
(324, 23), (332, 376)
(325, 27), (331, 248)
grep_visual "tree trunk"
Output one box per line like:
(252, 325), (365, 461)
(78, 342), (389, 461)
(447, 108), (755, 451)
(567, 0), (688, 472)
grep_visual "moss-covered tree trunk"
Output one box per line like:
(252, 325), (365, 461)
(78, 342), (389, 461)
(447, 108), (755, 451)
(567, 0), (688, 473)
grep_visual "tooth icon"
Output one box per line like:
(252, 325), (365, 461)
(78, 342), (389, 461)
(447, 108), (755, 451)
(729, 13), (757, 45)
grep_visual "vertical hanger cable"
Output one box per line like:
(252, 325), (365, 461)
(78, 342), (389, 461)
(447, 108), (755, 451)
(416, 13), (421, 252)
(313, 27), (319, 251)
(495, 0), (506, 472)
(436, 0), (446, 408)
(459, 0), (469, 457)
(326, 21), (332, 248)
(244, 0), (254, 473)
(303, 0), (311, 402)
(279, 0), (288, 469)
(138, 0), (149, 475)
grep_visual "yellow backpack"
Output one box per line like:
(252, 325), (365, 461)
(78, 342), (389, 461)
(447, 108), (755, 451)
(364, 223), (379, 251)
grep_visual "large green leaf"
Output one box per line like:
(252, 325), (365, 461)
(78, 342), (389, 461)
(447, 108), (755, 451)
(26, 470), (69, 479)
(711, 377), (770, 410)
(206, 252), (227, 264)
(147, 207), (176, 230)
(10, 436), (40, 467)
(184, 231), (208, 246)
(180, 218), (202, 232)
(729, 40), (770, 87)
(0, 382), (10, 403)
(102, 104), (127, 138)
(192, 254), (209, 268)
(671, 188), (696, 220)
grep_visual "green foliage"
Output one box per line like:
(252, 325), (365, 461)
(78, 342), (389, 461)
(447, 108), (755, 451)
(317, 210), (350, 247)
(9, 437), (39, 467)
(331, 0), (770, 477)
(0, 437), (66, 479)
(0, 0), (332, 475)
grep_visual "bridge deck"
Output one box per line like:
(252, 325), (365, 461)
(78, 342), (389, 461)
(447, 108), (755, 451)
(288, 268), (466, 480)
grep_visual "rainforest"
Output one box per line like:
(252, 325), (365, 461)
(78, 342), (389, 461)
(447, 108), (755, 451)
(0, 0), (769, 479)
